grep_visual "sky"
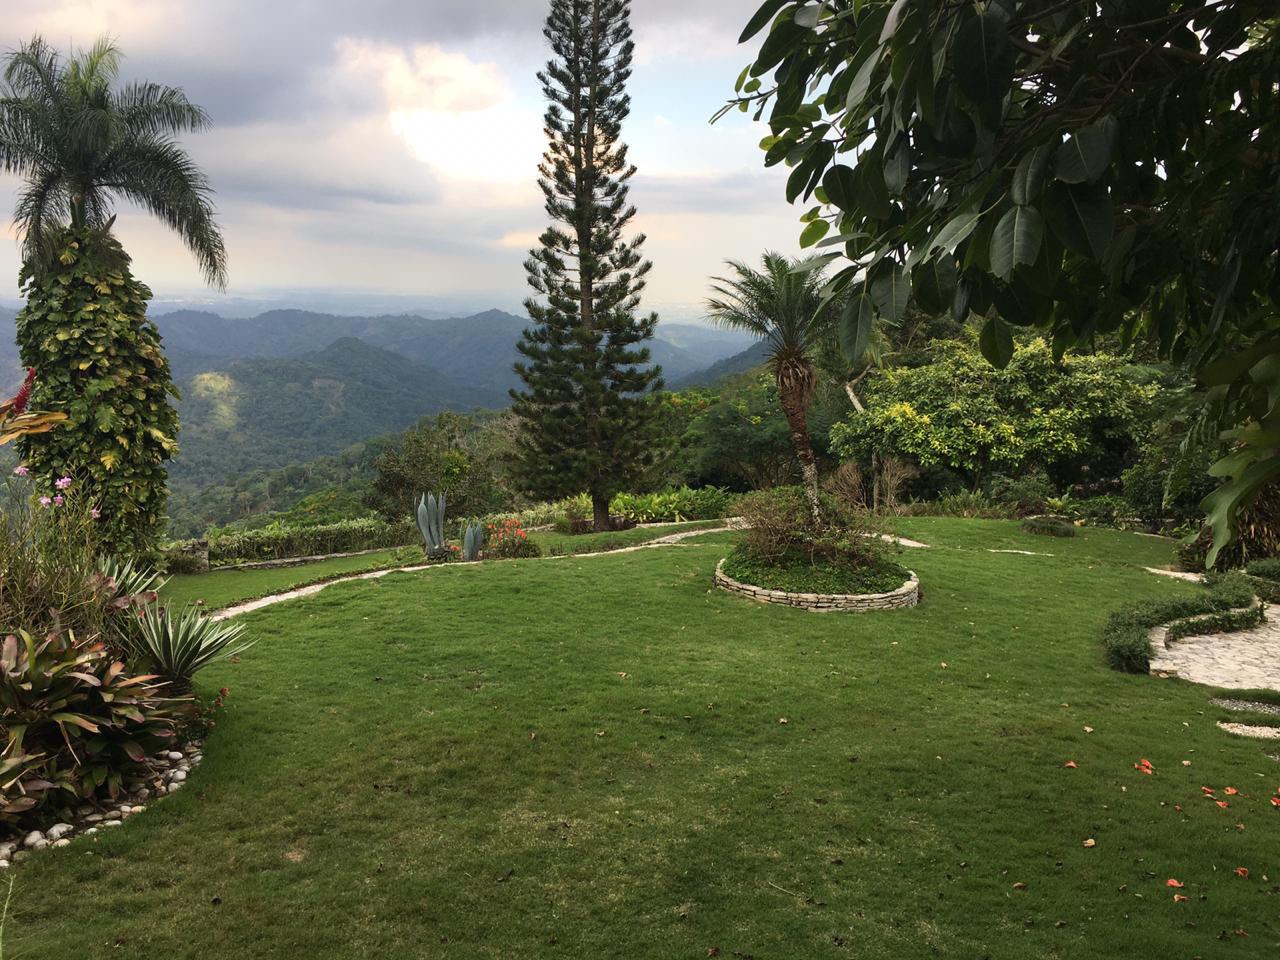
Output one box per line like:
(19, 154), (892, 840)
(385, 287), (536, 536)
(1, 0), (803, 320)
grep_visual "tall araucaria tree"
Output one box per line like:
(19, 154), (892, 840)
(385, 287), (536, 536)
(511, 0), (666, 533)
(0, 36), (227, 553)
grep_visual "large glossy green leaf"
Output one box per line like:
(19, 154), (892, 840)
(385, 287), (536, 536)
(979, 314), (1015, 369)
(927, 205), (983, 257)
(1044, 183), (1113, 260)
(838, 293), (875, 365)
(870, 263), (910, 321)
(1054, 116), (1117, 184)
(989, 206), (1044, 280)
(912, 255), (958, 314)
(1010, 144), (1053, 205)
(741, 0), (792, 42)
(799, 218), (831, 248)
(884, 136), (911, 196)
(954, 5), (1012, 121)
(854, 157), (892, 220)
(822, 164), (858, 212)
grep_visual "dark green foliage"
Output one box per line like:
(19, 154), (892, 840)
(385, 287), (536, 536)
(1022, 516), (1076, 538)
(722, 543), (908, 595)
(1051, 496), (1130, 527)
(1101, 573), (1258, 672)
(171, 341), (507, 503)
(511, 0), (665, 530)
(16, 228), (179, 553)
(201, 518), (416, 566)
(729, 2), (1280, 567)
(988, 471), (1052, 517)
(1245, 557), (1280, 583)
(367, 412), (518, 523)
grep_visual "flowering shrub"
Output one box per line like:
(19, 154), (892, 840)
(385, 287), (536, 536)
(484, 518), (541, 559)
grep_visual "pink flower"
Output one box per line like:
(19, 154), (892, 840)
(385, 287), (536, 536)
(12, 465), (28, 477)
(55, 476), (72, 490)
(52, 494), (64, 506)
(38, 496), (51, 507)
(90, 507), (101, 519)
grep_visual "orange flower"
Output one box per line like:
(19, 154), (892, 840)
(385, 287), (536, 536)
(1166, 878), (1184, 888)
(1234, 867), (1249, 879)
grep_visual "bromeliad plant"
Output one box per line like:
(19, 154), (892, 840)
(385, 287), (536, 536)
(0, 624), (176, 822)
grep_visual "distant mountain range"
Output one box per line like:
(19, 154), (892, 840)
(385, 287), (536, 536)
(1, 306), (761, 494)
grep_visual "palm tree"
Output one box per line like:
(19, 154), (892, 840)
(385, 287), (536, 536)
(0, 36), (226, 287)
(706, 252), (836, 522)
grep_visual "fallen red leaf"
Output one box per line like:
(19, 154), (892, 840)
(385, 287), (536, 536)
(1270, 796), (1280, 808)
(1173, 894), (1189, 903)
(1234, 867), (1249, 879)
(1166, 879), (1184, 888)
(1064, 760), (1078, 769)
(1200, 786), (1216, 795)
(1224, 787), (1239, 796)
(1216, 800), (1231, 809)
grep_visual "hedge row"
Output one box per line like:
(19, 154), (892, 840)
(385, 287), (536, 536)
(202, 517), (418, 565)
(1101, 574), (1261, 673)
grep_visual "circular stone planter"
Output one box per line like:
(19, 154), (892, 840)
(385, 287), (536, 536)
(714, 559), (919, 613)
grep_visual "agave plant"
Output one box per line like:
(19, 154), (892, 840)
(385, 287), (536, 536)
(462, 523), (485, 562)
(416, 492), (450, 560)
(131, 605), (254, 690)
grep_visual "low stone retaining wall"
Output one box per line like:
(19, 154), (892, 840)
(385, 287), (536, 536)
(714, 559), (919, 613)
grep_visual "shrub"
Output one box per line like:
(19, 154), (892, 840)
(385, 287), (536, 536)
(1245, 557), (1280, 583)
(16, 227), (180, 553)
(484, 519), (542, 559)
(204, 517), (417, 565)
(128, 605), (255, 690)
(1101, 574), (1259, 672)
(736, 486), (883, 567)
(904, 491), (1018, 519)
(610, 487), (737, 524)
(1049, 494), (1129, 526)
(1, 473), (105, 637)
(1022, 516), (1077, 538)
(988, 471), (1053, 516)
(0, 625), (177, 822)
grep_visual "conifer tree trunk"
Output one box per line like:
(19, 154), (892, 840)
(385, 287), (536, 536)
(511, 0), (666, 532)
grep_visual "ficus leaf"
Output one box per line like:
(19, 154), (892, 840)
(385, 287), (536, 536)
(990, 206), (1044, 280)
(979, 314), (1015, 368)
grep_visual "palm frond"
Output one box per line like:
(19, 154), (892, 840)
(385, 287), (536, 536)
(115, 82), (210, 136)
(102, 135), (228, 288)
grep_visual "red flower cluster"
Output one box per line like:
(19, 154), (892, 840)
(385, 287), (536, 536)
(486, 517), (529, 540)
(10, 368), (35, 415)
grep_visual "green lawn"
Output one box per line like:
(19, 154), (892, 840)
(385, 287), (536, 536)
(18, 518), (1280, 958)
(162, 521), (729, 610)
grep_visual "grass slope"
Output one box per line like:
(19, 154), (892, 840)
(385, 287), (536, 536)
(16, 519), (1280, 958)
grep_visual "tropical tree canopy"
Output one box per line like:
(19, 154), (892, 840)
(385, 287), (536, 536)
(0, 36), (227, 287)
(725, 1), (1279, 562)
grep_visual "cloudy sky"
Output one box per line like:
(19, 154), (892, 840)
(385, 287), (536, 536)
(1, 1), (802, 318)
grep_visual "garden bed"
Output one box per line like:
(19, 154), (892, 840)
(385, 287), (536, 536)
(715, 551), (918, 612)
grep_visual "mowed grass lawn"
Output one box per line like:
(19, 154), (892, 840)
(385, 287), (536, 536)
(15, 519), (1280, 958)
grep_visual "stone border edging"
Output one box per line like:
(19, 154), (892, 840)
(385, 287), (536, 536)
(713, 559), (919, 613)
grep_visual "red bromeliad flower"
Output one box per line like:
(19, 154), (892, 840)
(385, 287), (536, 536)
(10, 367), (35, 414)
